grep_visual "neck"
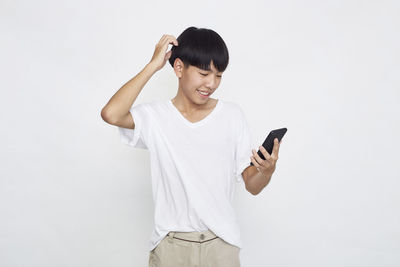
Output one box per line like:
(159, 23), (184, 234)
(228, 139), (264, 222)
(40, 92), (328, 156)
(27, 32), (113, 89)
(172, 92), (213, 113)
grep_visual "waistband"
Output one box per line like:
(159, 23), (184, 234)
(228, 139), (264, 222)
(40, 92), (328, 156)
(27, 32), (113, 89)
(167, 229), (219, 243)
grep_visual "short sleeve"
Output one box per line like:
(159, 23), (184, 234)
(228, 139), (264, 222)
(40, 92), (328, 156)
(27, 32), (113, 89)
(234, 107), (253, 183)
(118, 103), (149, 149)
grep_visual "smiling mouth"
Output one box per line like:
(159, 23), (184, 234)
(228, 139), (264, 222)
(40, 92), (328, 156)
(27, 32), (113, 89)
(196, 89), (211, 97)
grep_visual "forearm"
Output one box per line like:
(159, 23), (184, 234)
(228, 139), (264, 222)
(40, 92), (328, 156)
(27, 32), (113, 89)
(101, 62), (157, 121)
(246, 166), (273, 195)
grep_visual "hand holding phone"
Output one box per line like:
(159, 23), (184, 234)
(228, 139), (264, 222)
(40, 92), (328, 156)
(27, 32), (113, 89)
(250, 128), (287, 166)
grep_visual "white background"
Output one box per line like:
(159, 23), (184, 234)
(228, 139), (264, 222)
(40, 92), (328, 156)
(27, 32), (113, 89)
(1, 0), (399, 266)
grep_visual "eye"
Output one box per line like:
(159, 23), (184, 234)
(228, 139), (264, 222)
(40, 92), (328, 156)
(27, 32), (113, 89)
(199, 72), (222, 78)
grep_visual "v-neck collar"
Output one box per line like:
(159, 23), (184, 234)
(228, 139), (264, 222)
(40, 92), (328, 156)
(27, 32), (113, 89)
(168, 99), (222, 128)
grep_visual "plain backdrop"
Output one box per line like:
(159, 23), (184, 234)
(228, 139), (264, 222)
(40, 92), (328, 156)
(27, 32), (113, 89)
(1, 0), (399, 266)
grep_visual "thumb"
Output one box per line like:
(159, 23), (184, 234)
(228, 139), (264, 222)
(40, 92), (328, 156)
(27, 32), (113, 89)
(165, 50), (172, 60)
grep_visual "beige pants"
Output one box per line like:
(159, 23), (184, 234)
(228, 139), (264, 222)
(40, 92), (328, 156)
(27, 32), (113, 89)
(148, 229), (241, 267)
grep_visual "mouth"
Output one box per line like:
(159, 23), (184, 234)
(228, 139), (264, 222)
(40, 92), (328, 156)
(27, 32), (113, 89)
(196, 89), (211, 98)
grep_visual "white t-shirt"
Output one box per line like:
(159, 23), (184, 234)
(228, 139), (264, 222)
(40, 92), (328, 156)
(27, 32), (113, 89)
(118, 99), (253, 252)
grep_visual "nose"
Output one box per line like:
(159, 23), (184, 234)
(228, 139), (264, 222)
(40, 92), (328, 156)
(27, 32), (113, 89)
(205, 75), (218, 90)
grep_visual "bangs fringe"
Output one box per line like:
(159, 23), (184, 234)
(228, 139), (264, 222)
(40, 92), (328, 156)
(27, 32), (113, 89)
(169, 27), (229, 72)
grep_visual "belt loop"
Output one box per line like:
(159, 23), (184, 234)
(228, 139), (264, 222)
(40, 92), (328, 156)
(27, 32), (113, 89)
(168, 231), (176, 240)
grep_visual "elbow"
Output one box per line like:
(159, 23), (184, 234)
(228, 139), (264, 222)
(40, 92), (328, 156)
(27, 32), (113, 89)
(101, 107), (116, 124)
(250, 190), (260, 196)
(247, 189), (257, 196)
(243, 170), (260, 195)
(245, 185), (259, 196)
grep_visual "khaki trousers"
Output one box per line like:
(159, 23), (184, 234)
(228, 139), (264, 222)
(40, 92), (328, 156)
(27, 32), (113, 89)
(148, 229), (241, 267)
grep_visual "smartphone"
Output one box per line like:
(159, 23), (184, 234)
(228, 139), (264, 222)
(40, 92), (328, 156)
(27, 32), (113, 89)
(250, 127), (287, 166)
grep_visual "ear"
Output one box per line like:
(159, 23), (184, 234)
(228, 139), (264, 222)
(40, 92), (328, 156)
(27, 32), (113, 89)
(173, 58), (184, 78)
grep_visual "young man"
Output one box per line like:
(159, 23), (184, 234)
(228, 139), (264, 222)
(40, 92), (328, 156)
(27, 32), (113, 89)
(101, 26), (281, 267)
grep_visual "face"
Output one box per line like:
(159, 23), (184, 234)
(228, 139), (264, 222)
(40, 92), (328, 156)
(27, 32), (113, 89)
(173, 59), (223, 106)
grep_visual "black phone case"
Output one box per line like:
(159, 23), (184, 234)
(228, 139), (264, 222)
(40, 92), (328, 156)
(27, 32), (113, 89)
(250, 127), (287, 166)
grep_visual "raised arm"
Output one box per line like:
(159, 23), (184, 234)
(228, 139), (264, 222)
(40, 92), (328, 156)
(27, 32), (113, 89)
(101, 63), (157, 127)
(100, 34), (178, 126)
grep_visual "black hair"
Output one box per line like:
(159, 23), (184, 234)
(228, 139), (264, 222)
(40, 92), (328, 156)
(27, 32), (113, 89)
(168, 26), (229, 73)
